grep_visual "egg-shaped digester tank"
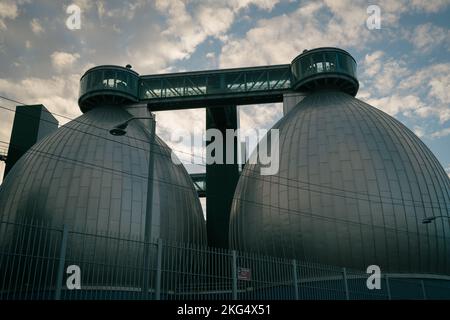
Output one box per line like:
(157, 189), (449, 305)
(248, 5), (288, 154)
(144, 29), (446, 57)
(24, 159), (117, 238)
(230, 48), (450, 275)
(0, 65), (206, 297)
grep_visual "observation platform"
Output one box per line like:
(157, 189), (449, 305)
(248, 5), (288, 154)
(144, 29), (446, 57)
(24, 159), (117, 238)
(290, 47), (358, 96)
(78, 47), (359, 112)
(79, 65), (140, 112)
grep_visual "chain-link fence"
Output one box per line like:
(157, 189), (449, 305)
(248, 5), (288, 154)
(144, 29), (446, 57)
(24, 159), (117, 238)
(1, 219), (449, 300)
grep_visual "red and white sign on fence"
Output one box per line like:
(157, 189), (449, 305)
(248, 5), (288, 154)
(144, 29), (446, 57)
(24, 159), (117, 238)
(237, 267), (251, 281)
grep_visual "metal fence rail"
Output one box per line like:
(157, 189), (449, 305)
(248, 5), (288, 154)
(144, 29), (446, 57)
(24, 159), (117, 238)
(1, 219), (450, 300)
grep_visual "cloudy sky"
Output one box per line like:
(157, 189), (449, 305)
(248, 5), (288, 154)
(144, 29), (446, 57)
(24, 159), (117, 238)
(0, 0), (449, 184)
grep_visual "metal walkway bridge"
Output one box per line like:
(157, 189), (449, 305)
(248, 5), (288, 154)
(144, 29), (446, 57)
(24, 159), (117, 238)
(78, 47), (357, 112)
(140, 64), (291, 110)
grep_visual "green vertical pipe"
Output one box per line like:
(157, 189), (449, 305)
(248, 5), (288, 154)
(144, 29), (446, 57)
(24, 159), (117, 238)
(205, 106), (239, 249)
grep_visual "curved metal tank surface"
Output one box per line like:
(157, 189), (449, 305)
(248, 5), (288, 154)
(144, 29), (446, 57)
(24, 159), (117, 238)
(0, 105), (206, 243)
(230, 90), (450, 274)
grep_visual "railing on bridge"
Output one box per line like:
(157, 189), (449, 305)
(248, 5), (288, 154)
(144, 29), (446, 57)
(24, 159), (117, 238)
(139, 65), (291, 110)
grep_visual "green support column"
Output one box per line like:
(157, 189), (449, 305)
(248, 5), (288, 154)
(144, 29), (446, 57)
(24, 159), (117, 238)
(206, 106), (240, 248)
(4, 105), (58, 177)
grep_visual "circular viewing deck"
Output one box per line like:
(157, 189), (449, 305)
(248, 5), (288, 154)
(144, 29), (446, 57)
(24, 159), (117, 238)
(290, 48), (359, 96)
(78, 65), (140, 112)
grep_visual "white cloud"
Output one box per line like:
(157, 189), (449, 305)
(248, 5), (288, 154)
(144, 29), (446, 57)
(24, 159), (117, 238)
(404, 23), (450, 52)
(218, 0), (450, 68)
(429, 75), (450, 105)
(400, 64), (450, 123)
(155, 108), (206, 165)
(410, 124), (450, 140)
(197, 6), (234, 36)
(50, 51), (81, 71)
(0, 72), (83, 184)
(30, 18), (44, 34)
(431, 127), (450, 139)
(359, 48), (450, 125)
(364, 55), (410, 96)
(239, 103), (283, 136)
(129, 0), (281, 73)
(219, 1), (380, 68)
(376, 0), (450, 16)
(409, 0), (450, 13)
(0, 0), (19, 30)
(363, 51), (385, 77)
(364, 94), (424, 117)
(128, 0), (208, 71)
(96, 0), (147, 20)
(0, 74), (82, 123)
(0, 1), (18, 19)
(364, 50), (384, 65)
(413, 126), (425, 138)
(228, 0), (280, 12)
(72, 0), (95, 11)
(445, 165), (450, 178)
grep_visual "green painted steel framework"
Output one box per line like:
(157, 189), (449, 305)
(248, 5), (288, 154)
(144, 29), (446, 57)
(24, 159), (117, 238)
(78, 48), (358, 112)
(140, 64), (291, 110)
(77, 47), (359, 249)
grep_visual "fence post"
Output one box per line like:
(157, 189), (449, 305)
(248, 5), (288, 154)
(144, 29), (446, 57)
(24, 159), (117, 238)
(155, 238), (163, 300)
(54, 224), (69, 300)
(142, 241), (150, 299)
(385, 275), (391, 300)
(421, 280), (427, 300)
(342, 267), (349, 300)
(232, 250), (237, 300)
(292, 259), (299, 300)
